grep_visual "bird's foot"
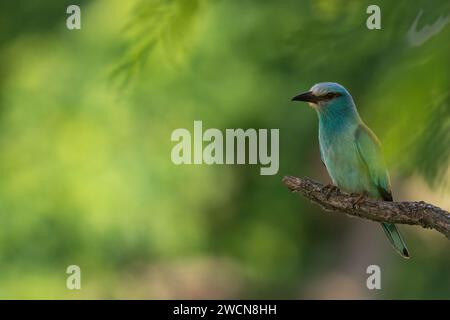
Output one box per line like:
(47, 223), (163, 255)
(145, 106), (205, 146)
(323, 183), (339, 200)
(351, 192), (368, 209)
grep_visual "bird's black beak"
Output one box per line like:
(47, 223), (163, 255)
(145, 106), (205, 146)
(291, 91), (318, 103)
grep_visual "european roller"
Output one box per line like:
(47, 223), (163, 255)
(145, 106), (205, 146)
(292, 82), (409, 258)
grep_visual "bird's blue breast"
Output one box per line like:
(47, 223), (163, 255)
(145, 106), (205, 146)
(319, 120), (376, 196)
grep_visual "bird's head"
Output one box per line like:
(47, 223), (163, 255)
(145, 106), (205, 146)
(291, 82), (353, 112)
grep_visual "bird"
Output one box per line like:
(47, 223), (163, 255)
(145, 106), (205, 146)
(291, 82), (410, 259)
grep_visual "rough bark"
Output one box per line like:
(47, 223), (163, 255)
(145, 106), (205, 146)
(282, 176), (450, 239)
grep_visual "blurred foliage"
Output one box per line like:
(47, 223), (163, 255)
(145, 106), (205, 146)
(0, 0), (448, 299)
(111, 0), (206, 84)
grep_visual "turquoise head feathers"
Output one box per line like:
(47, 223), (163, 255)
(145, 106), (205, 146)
(292, 82), (361, 132)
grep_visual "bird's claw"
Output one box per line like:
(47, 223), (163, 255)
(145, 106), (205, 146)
(351, 192), (368, 209)
(323, 184), (338, 200)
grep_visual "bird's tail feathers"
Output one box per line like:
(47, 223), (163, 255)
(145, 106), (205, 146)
(380, 223), (410, 259)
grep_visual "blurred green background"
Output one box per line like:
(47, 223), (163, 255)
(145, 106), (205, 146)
(0, 0), (448, 299)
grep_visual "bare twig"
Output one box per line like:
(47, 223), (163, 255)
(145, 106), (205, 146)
(282, 176), (450, 239)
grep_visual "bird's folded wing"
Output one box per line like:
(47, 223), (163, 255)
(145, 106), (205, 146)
(355, 124), (393, 201)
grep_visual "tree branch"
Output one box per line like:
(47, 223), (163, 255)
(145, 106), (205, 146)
(282, 176), (450, 239)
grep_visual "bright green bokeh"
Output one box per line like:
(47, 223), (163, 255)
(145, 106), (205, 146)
(0, 0), (448, 299)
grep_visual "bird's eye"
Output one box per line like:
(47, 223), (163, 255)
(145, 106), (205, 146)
(325, 93), (335, 99)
